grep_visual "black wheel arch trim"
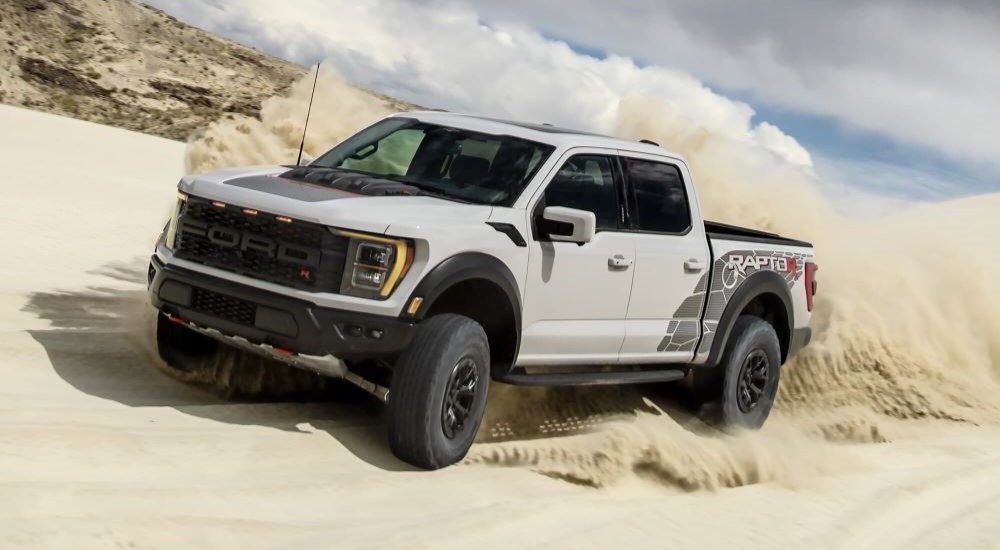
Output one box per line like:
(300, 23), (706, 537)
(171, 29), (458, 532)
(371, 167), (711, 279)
(402, 252), (523, 373)
(705, 270), (795, 366)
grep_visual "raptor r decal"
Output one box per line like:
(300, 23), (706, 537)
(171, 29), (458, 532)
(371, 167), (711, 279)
(727, 254), (795, 277)
(695, 249), (812, 358)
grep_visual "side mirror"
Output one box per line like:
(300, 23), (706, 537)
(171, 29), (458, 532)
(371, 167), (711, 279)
(542, 206), (596, 244)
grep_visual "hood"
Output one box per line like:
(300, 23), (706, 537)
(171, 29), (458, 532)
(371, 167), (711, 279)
(178, 165), (494, 234)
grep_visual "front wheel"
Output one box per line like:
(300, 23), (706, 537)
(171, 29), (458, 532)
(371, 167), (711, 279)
(387, 314), (490, 469)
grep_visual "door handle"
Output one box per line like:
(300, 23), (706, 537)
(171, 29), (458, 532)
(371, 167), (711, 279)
(609, 255), (633, 269)
(684, 258), (705, 273)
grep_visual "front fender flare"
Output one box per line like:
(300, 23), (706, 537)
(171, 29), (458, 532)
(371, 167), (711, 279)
(401, 253), (523, 376)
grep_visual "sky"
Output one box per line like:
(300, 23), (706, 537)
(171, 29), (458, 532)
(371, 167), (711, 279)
(144, 0), (998, 208)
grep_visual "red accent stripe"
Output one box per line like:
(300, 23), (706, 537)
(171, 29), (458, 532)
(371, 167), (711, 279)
(273, 347), (295, 356)
(167, 314), (185, 324)
(277, 175), (418, 196)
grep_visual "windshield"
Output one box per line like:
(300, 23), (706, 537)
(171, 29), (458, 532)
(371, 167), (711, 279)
(311, 118), (555, 205)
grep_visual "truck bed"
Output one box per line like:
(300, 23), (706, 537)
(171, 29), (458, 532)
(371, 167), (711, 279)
(705, 221), (812, 248)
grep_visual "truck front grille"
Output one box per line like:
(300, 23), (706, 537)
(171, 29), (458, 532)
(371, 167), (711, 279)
(191, 287), (257, 326)
(174, 196), (349, 292)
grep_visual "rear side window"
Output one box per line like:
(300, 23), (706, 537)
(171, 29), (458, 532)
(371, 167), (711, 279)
(542, 155), (619, 231)
(623, 158), (691, 233)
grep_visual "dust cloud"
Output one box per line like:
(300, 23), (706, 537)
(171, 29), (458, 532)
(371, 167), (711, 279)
(182, 70), (1000, 489)
(612, 94), (1000, 425)
(184, 68), (397, 174)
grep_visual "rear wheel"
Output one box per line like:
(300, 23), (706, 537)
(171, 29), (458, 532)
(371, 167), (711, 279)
(679, 316), (781, 430)
(717, 315), (781, 430)
(387, 314), (490, 470)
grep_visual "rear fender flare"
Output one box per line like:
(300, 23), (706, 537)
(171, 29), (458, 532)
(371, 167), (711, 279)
(704, 270), (794, 366)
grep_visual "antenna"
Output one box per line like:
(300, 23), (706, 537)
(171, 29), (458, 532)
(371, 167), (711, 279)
(296, 62), (321, 166)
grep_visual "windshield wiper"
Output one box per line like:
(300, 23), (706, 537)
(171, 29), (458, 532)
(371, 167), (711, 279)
(413, 186), (475, 204)
(389, 178), (477, 204)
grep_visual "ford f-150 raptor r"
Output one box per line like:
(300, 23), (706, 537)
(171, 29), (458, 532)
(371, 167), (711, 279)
(148, 112), (818, 469)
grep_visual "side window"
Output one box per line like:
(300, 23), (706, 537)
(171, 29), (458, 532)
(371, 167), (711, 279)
(623, 158), (691, 233)
(541, 155), (619, 231)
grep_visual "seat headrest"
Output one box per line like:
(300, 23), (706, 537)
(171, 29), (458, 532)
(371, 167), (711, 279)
(450, 155), (491, 185)
(551, 172), (596, 189)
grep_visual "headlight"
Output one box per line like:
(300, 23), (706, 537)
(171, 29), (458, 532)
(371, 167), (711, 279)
(164, 190), (187, 250)
(334, 229), (413, 299)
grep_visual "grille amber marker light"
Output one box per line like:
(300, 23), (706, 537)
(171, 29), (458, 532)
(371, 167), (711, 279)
(333, 229), (409, 297)
(275, 215), (293, 224)
(407, 297), (424, 315)
(243, 208), (259, 216)
(212, 201), (226, 209)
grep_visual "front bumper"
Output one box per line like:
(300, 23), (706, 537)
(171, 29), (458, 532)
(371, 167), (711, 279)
(147, 256), (417, 362)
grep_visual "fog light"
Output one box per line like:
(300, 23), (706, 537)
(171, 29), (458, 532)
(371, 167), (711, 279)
(368, 328), (384, 340)
(352, 267), (385, 290)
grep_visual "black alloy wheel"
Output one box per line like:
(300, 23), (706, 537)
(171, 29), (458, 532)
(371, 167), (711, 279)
(736, 349), (769, 413)
(441, 357), (480, 439)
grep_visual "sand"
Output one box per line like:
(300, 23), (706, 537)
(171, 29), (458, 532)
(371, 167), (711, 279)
(2, 103), (1000, 549)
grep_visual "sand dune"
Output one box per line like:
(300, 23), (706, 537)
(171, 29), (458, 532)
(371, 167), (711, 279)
(3, 103), (1000, 548)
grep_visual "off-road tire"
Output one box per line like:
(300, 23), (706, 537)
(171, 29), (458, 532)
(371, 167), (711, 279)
(387, 314), (490, 469)
(717, 315), (782, 430)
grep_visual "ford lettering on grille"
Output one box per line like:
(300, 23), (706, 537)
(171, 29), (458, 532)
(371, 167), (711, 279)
(172, 196), (348, 292)
(181, 221), (321, 267)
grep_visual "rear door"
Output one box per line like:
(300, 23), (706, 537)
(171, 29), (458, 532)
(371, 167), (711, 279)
(518, 148), (636, 366)
(617, 152), (711, 363)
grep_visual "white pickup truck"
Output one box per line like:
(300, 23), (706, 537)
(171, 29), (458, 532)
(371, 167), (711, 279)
(149, 112), (818, 469)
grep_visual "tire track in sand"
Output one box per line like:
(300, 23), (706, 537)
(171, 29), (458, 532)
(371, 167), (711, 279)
(831, 455), (1000, 550)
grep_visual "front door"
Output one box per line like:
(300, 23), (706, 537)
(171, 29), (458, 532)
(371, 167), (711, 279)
(518, 150), (635, 366)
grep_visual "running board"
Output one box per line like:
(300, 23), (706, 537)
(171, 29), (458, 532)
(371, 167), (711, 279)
(497, 368), (687, 387)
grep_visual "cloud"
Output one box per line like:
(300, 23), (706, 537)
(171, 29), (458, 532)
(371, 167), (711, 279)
(143, 0), (812, 172)
(471, 0), (1000, 174)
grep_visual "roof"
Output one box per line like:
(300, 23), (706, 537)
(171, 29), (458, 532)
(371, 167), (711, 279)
(391, 111), (684, 161)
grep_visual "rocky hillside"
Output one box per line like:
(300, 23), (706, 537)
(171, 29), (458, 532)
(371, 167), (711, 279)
(0, 0), (309, 140)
